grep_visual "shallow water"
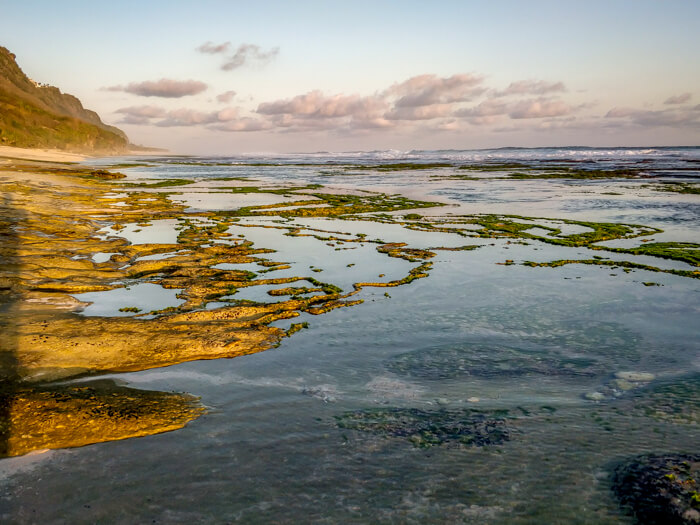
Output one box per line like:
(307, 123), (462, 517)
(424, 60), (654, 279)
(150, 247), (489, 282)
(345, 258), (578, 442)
(2, 150), (699, 523)
(72, 283), (184, 317)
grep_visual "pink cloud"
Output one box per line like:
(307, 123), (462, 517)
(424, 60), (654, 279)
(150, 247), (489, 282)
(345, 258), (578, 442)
(197, 41), (231, 54)
(494, 80), (566, 97)
(385, 104), (453, 121)
(106, 79), (207, 98)
(605, 106), (700, 127)
(211, 118), (272, 132)
(509, 98), (571, 119)
(388, 74), (484, 107)
(455, 99), (510, 118)
(216, 90), (237, 103)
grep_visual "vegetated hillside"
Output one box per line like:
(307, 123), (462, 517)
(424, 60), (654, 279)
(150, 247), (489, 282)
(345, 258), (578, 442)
(0, 46), (128, 154)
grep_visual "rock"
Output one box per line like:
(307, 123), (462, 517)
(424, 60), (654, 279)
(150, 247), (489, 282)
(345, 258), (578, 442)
(611, 378), (636, 391)
(615, 371), (656, 382)
(612, 453), (700, 524)
(585, 392), (606, 401)
(335, 407), (512, 448)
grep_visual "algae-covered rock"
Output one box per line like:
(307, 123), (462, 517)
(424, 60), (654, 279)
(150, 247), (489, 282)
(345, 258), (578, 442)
(630, 374), (700, 425)
(385, 343), (605, 380)
(335, 407), (511, 448)
(612, 453), (700, 524)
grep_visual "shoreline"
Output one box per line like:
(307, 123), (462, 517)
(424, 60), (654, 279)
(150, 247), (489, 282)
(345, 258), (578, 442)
(0, 145), (169, 164)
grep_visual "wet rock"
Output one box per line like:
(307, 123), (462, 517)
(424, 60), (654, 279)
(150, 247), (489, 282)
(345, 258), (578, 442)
(616, 371), (656, 382)
(301, 384), (337, 403)
(585, 391), (606, 401)
(612, 453), (700, 524)
(584, 370), (657, 402)
(335, 407), (512, 448)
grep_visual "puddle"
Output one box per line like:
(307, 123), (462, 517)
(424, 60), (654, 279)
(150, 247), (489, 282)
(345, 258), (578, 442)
(92, 252), (119, 263)
(170, 192), (306, 211)
(97, 219), (181, 244)
(72, 283), (185, 317)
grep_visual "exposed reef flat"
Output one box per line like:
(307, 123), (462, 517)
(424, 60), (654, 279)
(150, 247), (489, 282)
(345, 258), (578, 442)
(1, 155), (698, 461)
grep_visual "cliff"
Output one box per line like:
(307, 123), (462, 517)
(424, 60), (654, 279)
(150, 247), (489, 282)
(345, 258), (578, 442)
(0, 46), (128, 154)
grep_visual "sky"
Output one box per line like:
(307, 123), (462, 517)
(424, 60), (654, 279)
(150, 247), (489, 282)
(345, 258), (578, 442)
(2, 0), (699, 154)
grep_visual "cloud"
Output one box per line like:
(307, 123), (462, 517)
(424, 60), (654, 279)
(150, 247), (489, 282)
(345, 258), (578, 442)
(664, 92), (692, 105)
(222, 44), (279, 71)
(387, 74), (484, 107)
(385, 104), (453, 121)
(258, 91), (366, 118)
(211, 118), (273, 132)
(216, 90), (237, 103)
(256, 90), (392, 131)
(108, 72), (604, 135)
(156, 107), (241, 127)
(494, 80), (566, 97)
(116, 105), (240, 127)
(115, 105), (167, 125)
(196, 41), (231, 54)
(509, 98), (571, 119)
(106, 79), (208, 98)
(605, 107), (638, 118)
(455, 97), (571, 122)
(605, 106), (700, 128)
(455, 99), (510, 118)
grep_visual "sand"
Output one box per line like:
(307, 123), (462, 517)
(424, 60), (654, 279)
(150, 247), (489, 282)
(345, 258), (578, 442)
(0, 145), (88, 163)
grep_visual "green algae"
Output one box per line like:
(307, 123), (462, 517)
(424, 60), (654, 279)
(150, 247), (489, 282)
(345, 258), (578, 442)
(505, 168), (640, 179)
(523, 259), (700, 280)
(122, 179), (196, 188)
(284, 322), (309, 337)
(335, 407), (512, 448)
(603, 242), (700, 267)
(655, 182), (700, 195)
